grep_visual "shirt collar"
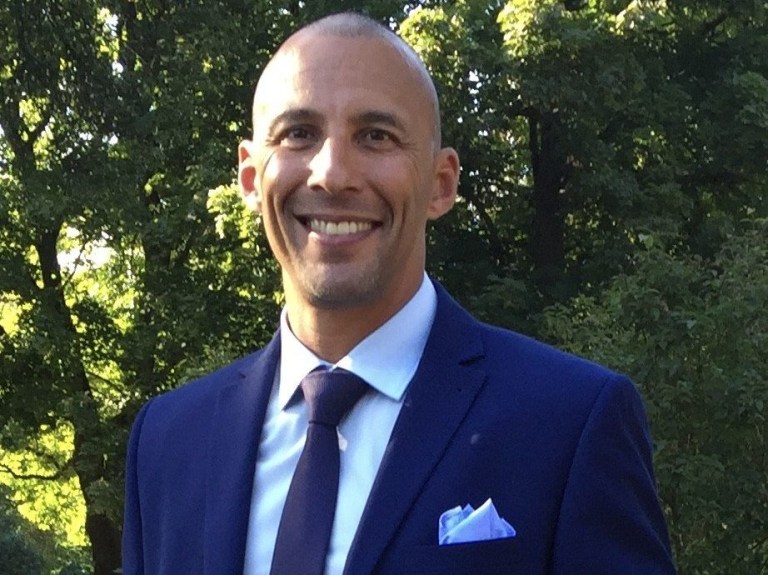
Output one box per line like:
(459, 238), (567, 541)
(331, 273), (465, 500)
(278, 273), (437, 409)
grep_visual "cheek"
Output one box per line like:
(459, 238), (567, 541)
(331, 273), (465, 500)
(256, 150), (278, 196)
(257, 150), (305, 199)
(397, 159), (434, 215)
(255, 155), (286, 233)
(374, 156), (426, 200)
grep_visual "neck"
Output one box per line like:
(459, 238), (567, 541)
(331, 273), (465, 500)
(284, 279), (422, 363)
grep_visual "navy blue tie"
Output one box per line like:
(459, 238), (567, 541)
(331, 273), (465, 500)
(270, 368), (368, 575)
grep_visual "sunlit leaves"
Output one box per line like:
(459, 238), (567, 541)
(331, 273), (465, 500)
(0, 422), (86, 549)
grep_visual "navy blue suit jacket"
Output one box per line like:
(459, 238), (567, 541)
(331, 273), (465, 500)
(123, 282), (675, 574)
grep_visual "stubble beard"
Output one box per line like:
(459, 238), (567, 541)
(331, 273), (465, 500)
(296, 259), (386, 310)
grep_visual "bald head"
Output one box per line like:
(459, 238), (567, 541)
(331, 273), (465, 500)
(237, 10), (461, 337)
(253, 12), (442, 147)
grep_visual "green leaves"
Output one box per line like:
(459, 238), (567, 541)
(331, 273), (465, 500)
(543, 220), (768, 571)
(1, 0), (766, 571)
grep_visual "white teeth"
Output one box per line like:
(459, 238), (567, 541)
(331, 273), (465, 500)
(309, 219), (372, 235)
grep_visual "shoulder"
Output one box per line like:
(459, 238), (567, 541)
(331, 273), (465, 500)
(432, 280), (637, 411)
(479, 320), (635, 410)
(152, 351), (262, 409)
(480, 321), (619, 384)
(126, 342), (278, 470)
(440, 299), (655, 481)
(131, 353), (253, 427)
(132, 335), (279, 436)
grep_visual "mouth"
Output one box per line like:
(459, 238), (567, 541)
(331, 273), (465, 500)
(302, 217), (377, 236)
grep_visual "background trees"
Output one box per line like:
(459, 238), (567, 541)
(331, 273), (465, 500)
(544, 220), (768, 571)
(1, 1), (766, 573)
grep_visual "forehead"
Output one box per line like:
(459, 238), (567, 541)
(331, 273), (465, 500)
(253, 34), (434, 131)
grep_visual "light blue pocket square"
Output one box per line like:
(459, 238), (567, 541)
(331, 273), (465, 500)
(438, 498), (516, 545)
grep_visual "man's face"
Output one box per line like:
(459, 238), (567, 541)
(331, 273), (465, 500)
(239, 33), (458, 318)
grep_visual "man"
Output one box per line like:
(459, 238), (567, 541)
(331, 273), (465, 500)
(123, 12), (676, 575)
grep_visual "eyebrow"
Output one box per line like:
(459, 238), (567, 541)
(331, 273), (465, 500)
(355, 110), (406, 133)
(262, 108), (407, 138)
(264, 108), (322, 138)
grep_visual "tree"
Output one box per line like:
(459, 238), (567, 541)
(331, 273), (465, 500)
(406, 0), (767, 310)
(0, 1), (287, 571)
(1, 0), (766, 571)
(1, 1), (127, 571)
(0, 487), (45, 575)
(543, 220), (768, 573)
(1, 1), (418, 571)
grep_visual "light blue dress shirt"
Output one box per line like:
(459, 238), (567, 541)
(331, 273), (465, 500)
(243, 274), (437, 575)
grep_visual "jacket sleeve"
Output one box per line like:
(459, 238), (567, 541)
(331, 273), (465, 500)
(551, 376), (677, 574)
(122, 400), (152, 575)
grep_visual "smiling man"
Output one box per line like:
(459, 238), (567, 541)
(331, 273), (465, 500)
(122, 12), (676, 575)
(237, 23), (459, 361)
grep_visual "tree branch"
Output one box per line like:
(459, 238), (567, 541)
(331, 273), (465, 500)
(699, 11), (729, 39)
(0, 461), (67, 481)
(25, 102), (54, 146)
(86, 370), (120, 389)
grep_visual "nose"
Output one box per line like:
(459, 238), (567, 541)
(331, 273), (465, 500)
(306, 137), (360, 193)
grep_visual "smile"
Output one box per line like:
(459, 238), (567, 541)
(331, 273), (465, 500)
(308, 219), (374, 236)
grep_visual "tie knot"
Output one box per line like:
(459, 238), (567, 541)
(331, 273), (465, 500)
(301, 369), (368, 427)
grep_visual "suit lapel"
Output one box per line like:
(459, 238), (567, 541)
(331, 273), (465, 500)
(202, 334), (281, 574)
(344, 285), (487, 574)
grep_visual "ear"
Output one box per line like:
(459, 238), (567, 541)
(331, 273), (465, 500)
(427, 147), (460, 220)
(238, 140), (261, 212)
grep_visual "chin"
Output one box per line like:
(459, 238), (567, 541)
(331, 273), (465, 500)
(304, 276), (383, 311)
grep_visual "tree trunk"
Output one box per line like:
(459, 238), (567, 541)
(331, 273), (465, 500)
(528, 111), (569, 294)
(36, 229), (122, 575)
(77, 434), (123, 575)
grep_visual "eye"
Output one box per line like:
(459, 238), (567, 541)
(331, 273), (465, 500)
(365, 129), (389, 141)
(359, 128), (397, 148)
(279, 126), (317, 148)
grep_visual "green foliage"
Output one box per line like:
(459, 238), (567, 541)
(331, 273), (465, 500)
(0, 483), (90, 575)
(409, 0), (768, 310)
(0, 491), (45, 575)
(543, 220), (768, 573)
(1, 0), (766, 572)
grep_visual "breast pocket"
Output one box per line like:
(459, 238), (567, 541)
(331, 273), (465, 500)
(377, 537), (522, 574)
